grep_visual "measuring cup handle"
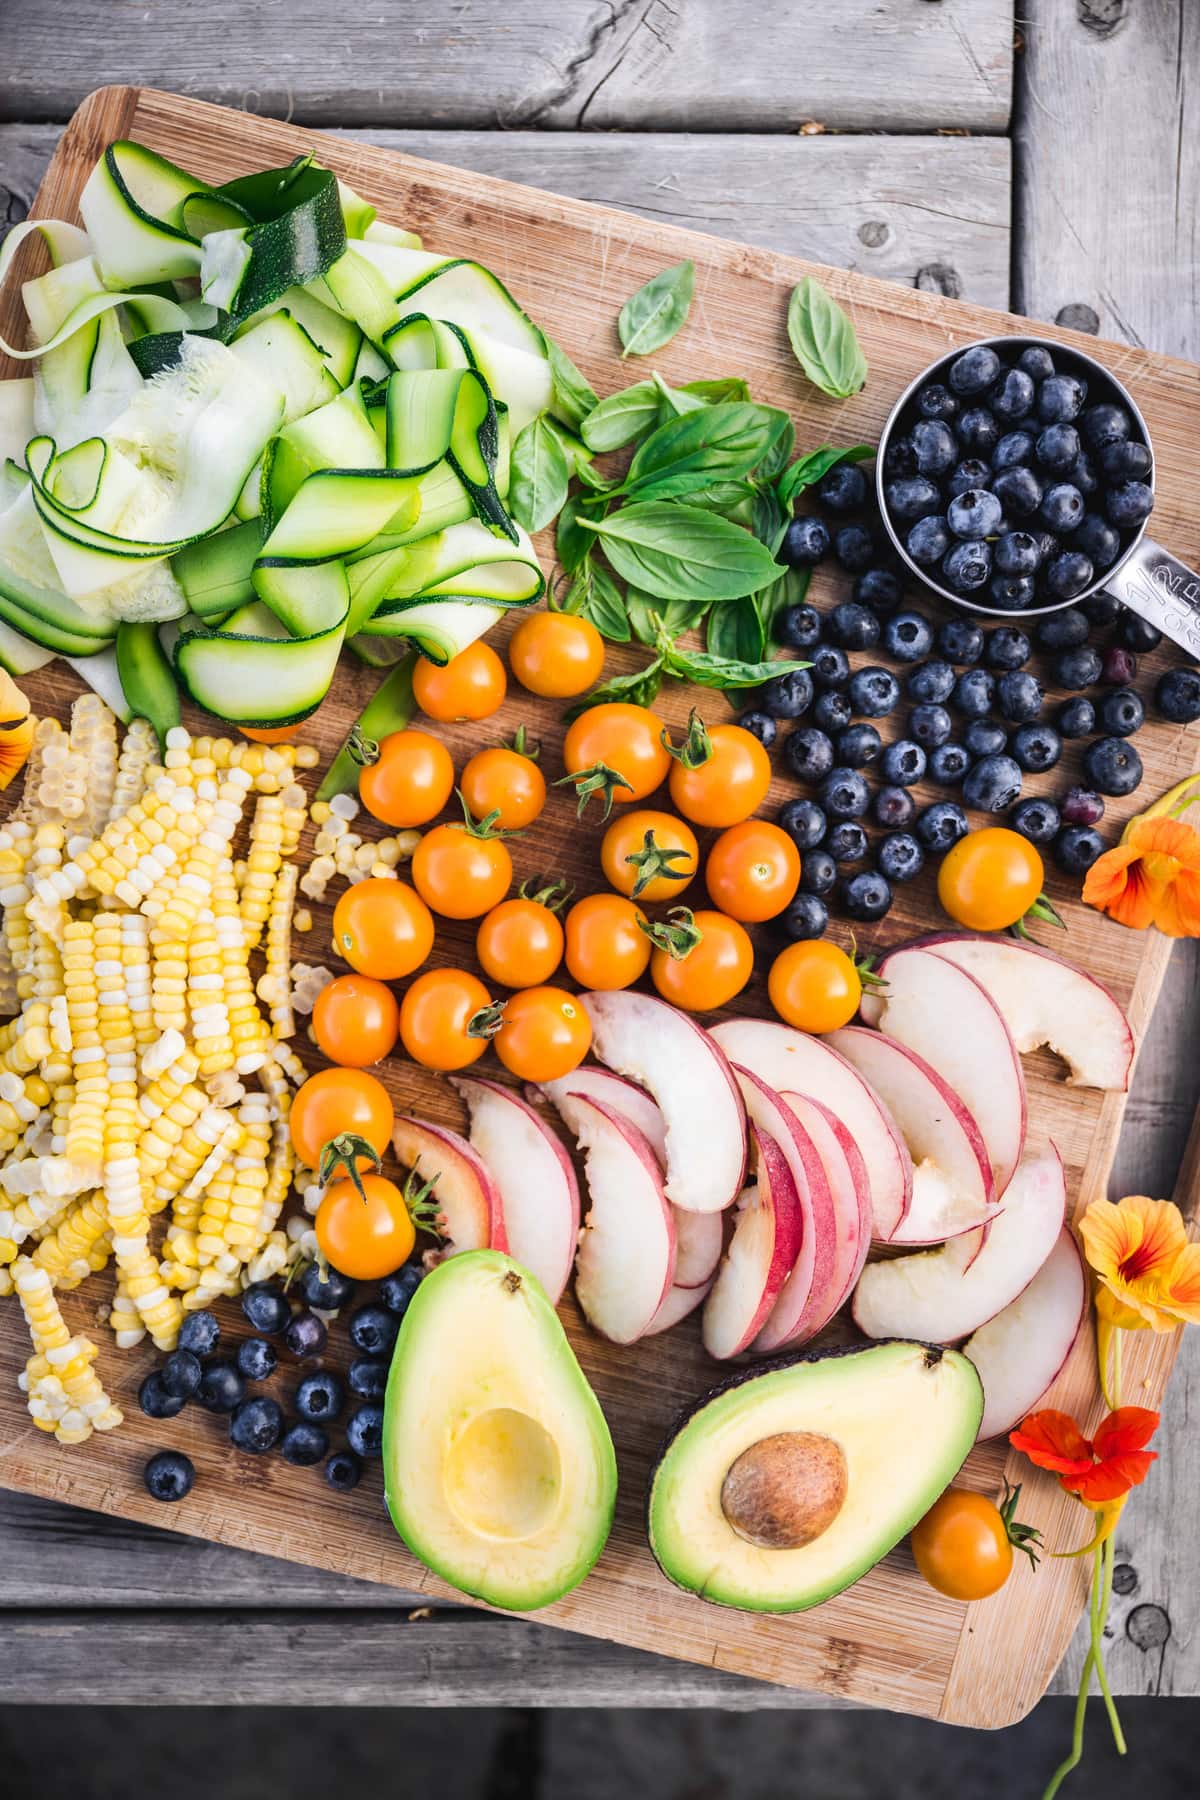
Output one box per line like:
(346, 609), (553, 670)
(1104, 538), (1200, 659)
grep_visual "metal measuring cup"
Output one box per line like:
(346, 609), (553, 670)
(876, 334), (1200, 660)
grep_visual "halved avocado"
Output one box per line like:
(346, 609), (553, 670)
(647, 1341), (983, 1612)
(383, 1250), (617, 1612)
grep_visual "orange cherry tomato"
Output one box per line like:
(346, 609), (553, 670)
(563, 892), (651, 991)
(666, 713), (772, 829)
(459, 735), (546, 832)
(290, 1068), (394, 1177)
(493, 986), (592, 1083)
(561, 703), (672, 815)
(316, 1173), (416, 1280)
(475, 886), (567, 989)
(911, 1488), (1022, 1601)
(311, 973), (400, 1068)
(332, 879), (434, 981)
(241, 723), (301, 743)
(650, 909), (753, 1013)
(357, 728), (454, 829)
(508, 611), (605, 698)
(399, 967), (494, 1072)
(411, 813), (513, 920)
(413, 640), (506, 722)
(767, 940), (861, 1034)
(937, 827), (1045, 932)
(600, 808), (698, 904)
(705, 820), (801, 922)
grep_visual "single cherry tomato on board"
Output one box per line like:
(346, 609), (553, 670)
(937, 827), (1050, 933)
(413, 640), (507, 723)
(563, 892), (651, 991)
(316, 1173), (427, 1280)
(509, 611), (605, 698)
(649, 908), (753, 1013)
(767, 940), (863, 1034)
(705, 820), (801, 922)
(665, 710), (772, 829)
(459, 728), (546, 832)
(600, 808), (699, 904)
(331, 879), (434, 982)
(560, 702), (672, 818)
(399, 967), (496, 1072)
(411, 804), (513, 920)
(290, 1068), (394, 1182)
(311, 973), (400, 1067)
(475, 880), (568, 989)
(492, 986), (592, 1083)
(356, 727), (454, 829)
(911, 1484), (1042, 1602)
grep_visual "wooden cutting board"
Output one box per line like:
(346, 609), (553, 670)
(2, 86), (1198, 1729)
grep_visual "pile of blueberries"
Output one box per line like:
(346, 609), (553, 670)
(739, 455), (1200, 940)
(139, 1260), (423, 1503)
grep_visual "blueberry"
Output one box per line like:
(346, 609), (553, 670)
(1117, 612), (1162, 652)
(297, 1263), (357, 1313)
(1061, 786), (1106, 828)
(842, 871), (893, 921)
(781, 892), (830, 940)
(348, 1357), (389, 1401)
(963, 753), (1023, 813)
(827, 602), (880, 651)
(197, 1360), (245, 1414)
(349, 1303), (400, 1358)
(883, 611), (935, 662)
(877, 832), (925, 883)
(949, 345), (1001, 395)
(1106, 481), (1155, 529)
(848, 667), (900, 718)
(1035, 423), (1081, 472)
(1067, 452), (1099, 497)
(778, 603), (824, 649)
(997, 670), (1043, 723)
(906, 515), (952, 567)
(1098, 440), (1152, 482)
(737, 710), (777, 748)
(915, 801), (970, 852)
(947, 488), (1003, 540)
(885, 477), (942, 522)
(1054, 825), (1106, 874)
(281, 1422), (329, 1466)
(994, 531), (1042, 577)
(230, 1395), (284, 1455)
(1040, 483), (1085, 534)
(177, 1312), (220, 1357)
(1034, 529), (1060, 566)
(1081, 402), (1131, 449)
(884, 436), (920, 480)
(296, 1370), (347, 1423)
(910, 703), (954, 748)
(1097, 688), (1146, 740)
(938, 618), (984, 665)
(325, 1450), (364, 1493)
(284, 1311), (328, 1360)
(874, 785), (916, 829)
(835, 524), (877, 573)
(993, 429), (1036, 472)
(1036, 607), (1090, 650)
(854, 567), (904, 614)
(957, 407), (1000, 457)
(1044, 551), (1094, 600)
(1011, 796), (1061, 846)
(964, 718), (1008, 758)
(990, 575), (1037, 612)
(779, 797), (828, 851)
(160, 1349), (202, 1400)
(1156, 668), (1200, 724)
(1057, 696), (1096, 737)
(799, 848), (838, 897)
(827, 821), (869, 864)
(762, 668), (813, 719)
(1101, 646), (1137, 685)
(811, 643), (851, 687)
(990, 367), (1035, 423)
(1054, 647), (1103, 690)
(916, 382), (960, 421)
(139, 1371), (186, 1420)
(834, 723), (882, 769)
(1084, 737), (1144, 797)
(947, 458), (993, 498)
(985, 626), (1032, 670)
(784, 727), (835, 782)
(1074, 514), (1122, 570)
(237, 1337), (278, 1382)
(144, 1450), (195, 1504)
(818, 463), (868, 513)
(347, 1403), (386, 1459)
(812, 689), (852, 733)
(781, 516), (831, 568)
(906, 660), (956, 704)
(929, 742), (970, 784)
(1011, 724), (1062, 773)
(819, 769), (871, 820)
(953, 668), (996, 718)
(1018, 345), (1056, 381)
(880, 739), (927, 786)
(911, 419), (958, 478)
(1037, 372), (1087, 423)
(241, 1282), (290, 1335)
(942, 539), (992, 592)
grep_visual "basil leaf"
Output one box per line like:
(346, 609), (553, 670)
(679, 377), (752, 406)
(752, 482), (786, 552)
(509, 417), (570, 533)
(582, 503), (784, 602)
(706, 594), (765, 664)
(786, 277), (868, 399)
(621, 403), (791, 502)
(678, 480), (759, 524)
(618, 259), (695, 358)
(776, 442), (874, 511)
(556, 493), (607, 574)
(627, 591), (709, 646)
(564, 656), (665, 723)
(559, 560), (630, 643)
(664, 643), (810, 691)
(652, 372), (709, 419)
(545, 335), (599, 432)
(581, 381), (663, 453)
(756, 417), (795, 483)
(756, 565), (811, 648)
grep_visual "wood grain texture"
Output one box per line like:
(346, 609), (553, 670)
(0, 86), (1198, 1727)
(0, 0), (1014, 132)
(0, 125), (1013, 310)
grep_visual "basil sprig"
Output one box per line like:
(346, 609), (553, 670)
(618, 259), (695, 357)
(563, 618), (811, 721)
(787, 277), (868, 399)
(617, 403), (791, 504)
(580, 503), (784, 602)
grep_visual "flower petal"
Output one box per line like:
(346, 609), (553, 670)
(1093, 1405), (1161, 1457)
(1068, 1450), (1157, 1505)
(1010, 1409), (1093, 1474)
(1082, 844), (1154, 928)
(1162, 1242), (1200, 1322)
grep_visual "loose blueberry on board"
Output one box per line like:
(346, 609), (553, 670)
(1018, 345), (1056, 381)
(781, 517), (831, 568)
(906, 660), (956, 704)
(820, 769), (872, 820)
(349, 1304), (401, 1358)
(778, 603), (824, 649)
(1011, 796), (1061, 845)
(1036, 608), (1090, 651)
(827, 821), (869, 864)
(230, 1396), (285, 1456)
(779, 797), (829, 851)
(848, 668), (900, 718)
(1106, 482), (1154, 528)
(784, 728), (836, 782)
(947, 458), (993, 499)
(379, 1265), (424, 1318)
(237, 1337), (278, 1382)
(284, 1311), (328, 1360)
(144, 1450), (195, 1504)
(177, 1312), (220, 1357)
(938, 618), (984, 665)
(798, 849), (838, 896)
(993, 429), (1036, 472)
(916, 382), (960, 420)
(1101, 646), (1138, 686)
(348, 1357), (389, 1400)
(281, 1422), (330, 1467)
(964, 718), (1009, 758)
(1157, 668), (1200, 724)
(854, 568), (904, 613)
(943, 540), (992, 592)
(915, 802), (970, 852)
(1076, 516), (1122, 570)
(325, 1450), (364, 1492)
(835, 524), (876, 573)
(1010, 724), (1063, 773)
(811, 644), (851, 687)
(818, 463), (867, 513)
(949, 345), (1002, 395)
(1084, 737), (1144, 797)
(1054, 647), (1103, 690)
(160, 1349), (202, 1401)
(877, 831), (926, 882)
(997, 671), (1043, 723)
(1061, 786), (1106, 828)
(1117, 613), (1162, 652)
(1038, 373), (1087, 423)
(347, 1404), (386, 1459)
(906, 514), (952, 566)
(909, 703), (954, 749)
(1054, 825), (1106, 873)
(953, 669), (996, 718)
(985, 627), (1032, 671)
(991, 467), (1043, 518)
(911, 419), (958, 478)
(296, 1370), (347, 1423)
(736, 710), (777, 748)
(962, 754), (1024, 813)
(1043, 551), (1094, 600)
(812, 690), (853, 733)
(883, 612), (935, 662)
(880, 739), (928, 786)
(197, 1361), (245, 1414)
(842, 871), (894, 921)
(928, 743), (970, 785)
(873, 785), (917, 829)
(1098, 688), (1146, 737)
(1057, 696), (1096, 737)
(297, 1263), (357, 1312)
(241, 1282), (291, 1336)
(139, 1372), (186, 1420)
(762, 669), (813, 719)
(827, 602), (881, 651)
(781, 893), (830, 940)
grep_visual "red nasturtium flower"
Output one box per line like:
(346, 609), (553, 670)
(1009, 1406), (1159, 1506)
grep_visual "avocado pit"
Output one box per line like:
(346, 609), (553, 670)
(720, 1431), (848, 1549)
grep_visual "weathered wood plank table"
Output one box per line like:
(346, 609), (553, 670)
(0, 0), (1196, 1710)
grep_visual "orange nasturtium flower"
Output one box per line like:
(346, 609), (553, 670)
(1079, 1193), (1200, 1333)
(1083, 771), (1200, 935)
(1010, 1405), (1160, 1555)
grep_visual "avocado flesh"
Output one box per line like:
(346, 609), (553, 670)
(383, 1250), (618, 1612)
(648, 1341), (983, 1613)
